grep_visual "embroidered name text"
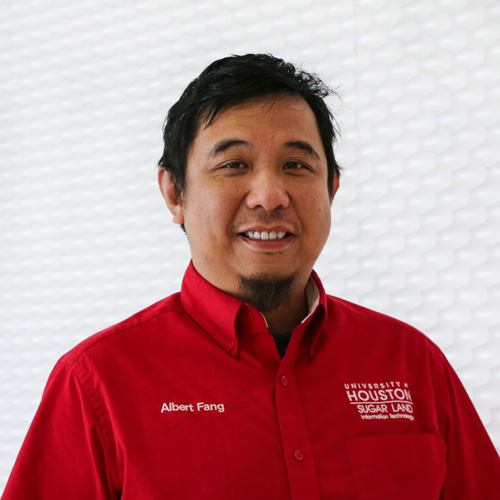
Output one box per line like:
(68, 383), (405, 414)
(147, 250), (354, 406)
(161, 402), (225, 413)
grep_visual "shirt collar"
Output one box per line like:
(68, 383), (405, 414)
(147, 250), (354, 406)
(303, 275), (321, 322)
(180, 261), (328, 358)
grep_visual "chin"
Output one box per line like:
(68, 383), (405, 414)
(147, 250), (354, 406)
(237, 271), (298, 313)
(239, 263), (297, 278)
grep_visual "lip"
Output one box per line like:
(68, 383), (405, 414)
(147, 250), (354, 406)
(238, 231), (294, 252)
(238, 225), (294, 235)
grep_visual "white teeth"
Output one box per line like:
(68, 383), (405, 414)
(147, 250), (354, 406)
(243, 230), (287, 240)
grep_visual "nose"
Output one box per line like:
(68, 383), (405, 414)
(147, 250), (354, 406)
(245, 169), (290, 212)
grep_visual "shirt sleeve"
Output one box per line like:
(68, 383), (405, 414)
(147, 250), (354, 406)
(437, 354), (500, 499)
(1, 361), (119, 500)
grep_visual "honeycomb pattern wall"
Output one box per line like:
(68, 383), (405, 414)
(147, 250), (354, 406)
(1, 0), (499, 491)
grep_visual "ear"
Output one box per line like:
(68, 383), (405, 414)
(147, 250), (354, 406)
(329, 174), (340, 205)
(158, 169), (185, 225)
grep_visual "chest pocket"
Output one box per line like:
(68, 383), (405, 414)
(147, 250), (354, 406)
(346, 433), (446, 500)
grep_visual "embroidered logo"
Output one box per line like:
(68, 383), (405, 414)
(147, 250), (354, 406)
(344, 381), (414, 421)
(161, 402), (225, 413)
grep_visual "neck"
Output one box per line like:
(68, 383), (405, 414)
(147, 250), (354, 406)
(261, 290), (308, 334)
(235, 271), (309, 334)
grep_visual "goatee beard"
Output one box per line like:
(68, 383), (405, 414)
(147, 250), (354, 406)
(238, 273), (297, 313)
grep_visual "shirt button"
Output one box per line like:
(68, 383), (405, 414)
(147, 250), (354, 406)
(245, 311), (255, 323)
(227, 340), (235, 350)
(293, 449), (304, 462)
(280, 376), (289, 387)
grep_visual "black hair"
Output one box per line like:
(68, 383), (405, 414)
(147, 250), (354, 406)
(159, 53), (340, 197)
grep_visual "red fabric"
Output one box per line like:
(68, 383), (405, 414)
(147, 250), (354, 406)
(3, 262), (500, 499)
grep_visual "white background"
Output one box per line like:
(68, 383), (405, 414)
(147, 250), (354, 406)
(1, 0), (499, 491)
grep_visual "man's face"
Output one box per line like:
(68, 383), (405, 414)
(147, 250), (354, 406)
(160, 94), (338, 301)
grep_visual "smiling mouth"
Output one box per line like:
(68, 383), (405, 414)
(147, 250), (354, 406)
(242, 230), (288, 240)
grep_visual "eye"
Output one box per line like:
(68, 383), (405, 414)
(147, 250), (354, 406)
(222, 161), (247, 169)
(284, 161), (308, 170)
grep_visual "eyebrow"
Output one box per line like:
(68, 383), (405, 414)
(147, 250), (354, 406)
(208, 138), (321, 160)
(283, 141), (321, 160)
(209, 139), (249, 157)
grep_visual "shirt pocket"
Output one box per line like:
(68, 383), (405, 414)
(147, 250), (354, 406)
(346, 433), (446, 500)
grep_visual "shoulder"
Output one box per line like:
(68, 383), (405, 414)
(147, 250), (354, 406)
(325, 294), (444, 355)
(327, 295), (418, 332)
(60, 292), (185, 366)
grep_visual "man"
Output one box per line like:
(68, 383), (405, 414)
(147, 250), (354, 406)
(2, 54), (499, 499)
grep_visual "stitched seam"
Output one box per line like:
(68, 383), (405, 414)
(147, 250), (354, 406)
(70, 308), (185, 363)
(332, 299), (440, 348)
(60, 361), (120, 497)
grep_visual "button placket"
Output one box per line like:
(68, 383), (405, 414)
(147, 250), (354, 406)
(275, 370), (320, 499)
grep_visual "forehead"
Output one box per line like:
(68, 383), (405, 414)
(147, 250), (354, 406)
(191, 94), (325, 157)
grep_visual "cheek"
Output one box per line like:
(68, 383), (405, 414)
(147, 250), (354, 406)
(303, 190), (331, 219)
(185, 190), (235, 237)
(310, 198), (332, 242)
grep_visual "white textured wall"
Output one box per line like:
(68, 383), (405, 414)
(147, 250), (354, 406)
(1, 0), (499, 491)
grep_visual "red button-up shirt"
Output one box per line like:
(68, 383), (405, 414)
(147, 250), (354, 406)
(3, 262), (500, 499)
